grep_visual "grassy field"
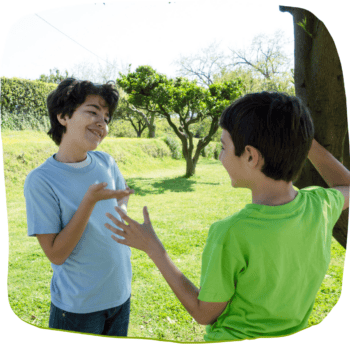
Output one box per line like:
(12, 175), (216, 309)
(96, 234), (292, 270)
(2, 130), (347, 342)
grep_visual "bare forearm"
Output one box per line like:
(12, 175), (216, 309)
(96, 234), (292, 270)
(148, 248), (201, 321)
(51, 196), (95, 265)
(308, 139), (350, 187)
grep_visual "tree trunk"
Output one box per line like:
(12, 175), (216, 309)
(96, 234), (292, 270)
(185, 157), (196, 177)
(280, 6), (348, 249)
(148, 124), (156, 138)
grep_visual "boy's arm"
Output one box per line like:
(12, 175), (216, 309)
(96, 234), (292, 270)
(148, 247), (228, 325)
(308, 139), (350, 210)
(105, 206), (228, 325)
(37, 183), (134, 265)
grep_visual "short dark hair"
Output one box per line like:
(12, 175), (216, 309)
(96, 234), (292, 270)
(47, 78), (119, 145)
(219, 91), (314, 182)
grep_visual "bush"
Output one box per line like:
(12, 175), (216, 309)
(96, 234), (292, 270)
(200, 142), (221, 159)
(141, 143), (171, 158)
(213, 142), (222, 159)
(108, 119), (141, 138)
(0, 110), (50, 131)
(164, 134), (182, 159)
(1, 77), (56, 116)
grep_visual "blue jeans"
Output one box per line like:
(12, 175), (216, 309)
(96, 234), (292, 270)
(49, 297), (130, 336)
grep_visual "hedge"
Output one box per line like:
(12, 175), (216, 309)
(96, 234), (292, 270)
(0, 77), (57, 116)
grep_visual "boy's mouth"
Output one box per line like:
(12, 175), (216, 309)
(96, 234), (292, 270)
(88, 128), (102, 139)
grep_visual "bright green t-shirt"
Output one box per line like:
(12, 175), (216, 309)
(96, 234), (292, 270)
(198, 186), (344, 341)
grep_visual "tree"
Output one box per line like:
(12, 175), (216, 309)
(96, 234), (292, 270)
(117, 65), (243, 177)
(38, 68), (69, 84)
(69, 58), (120, 84)
(227, 30), (294, 93)
(113, 98), (147, 138)
(174, 34), (294, 95)
(114, 95), (157, 138)
(280, 6), (348, 249)
(174, 41), (227, 87)
(214, 66), (294, 95)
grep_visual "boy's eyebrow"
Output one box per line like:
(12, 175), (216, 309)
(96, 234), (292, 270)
(220, 138), (225, 145)
(86, 104), (110, 116)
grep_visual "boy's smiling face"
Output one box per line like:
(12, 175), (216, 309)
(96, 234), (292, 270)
(58, 94), (110, 156)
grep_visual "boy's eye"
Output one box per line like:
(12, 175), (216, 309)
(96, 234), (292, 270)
(221, 147), (224, 150)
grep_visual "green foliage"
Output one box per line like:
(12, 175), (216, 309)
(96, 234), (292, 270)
(140, 142), (171, 158)
(1, 110), (50, 131)
(164, 134), (182, 159)
(214, 66), (295, 95)
(1, 77), (56, 117)
(37, 68), (69, 84)
(200, 142), (221, 159)
(117, 66), (243, 123)
(213, 142), (222, 159)
(297, 17), (313, 38)
(200, 142), (215, 158)
(117, 65), (243, 176)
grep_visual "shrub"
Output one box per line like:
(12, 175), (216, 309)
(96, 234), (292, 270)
(1, 77), (56, 116)
(164, 134), (182, 160)
(200, 142), (219, 159)
(213, 142), (222, 160)
(141, 143), (171, 158)
(0, 110), (50, 131)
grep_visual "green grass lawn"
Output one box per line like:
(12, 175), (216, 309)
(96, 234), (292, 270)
(2, 130), (347, 342)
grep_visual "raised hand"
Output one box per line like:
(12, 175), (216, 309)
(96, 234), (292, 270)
(85, 182), (135, 205)
(105, 206), (165, 257)
(117, 182), (132, 211)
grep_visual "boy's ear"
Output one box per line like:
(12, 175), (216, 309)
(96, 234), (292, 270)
(57, 113), (67, 126)
(245, 146), (262, 169)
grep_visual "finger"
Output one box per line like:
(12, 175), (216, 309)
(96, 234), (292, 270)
(114, 206), (136, 225)
(95, 182), (108, 189)
(115, 189), (135, 199)
(104, 222), (126, 236)
(111, 235), (128, 246)
(143, 206), (151, 224)
(105, 212), (128, 230)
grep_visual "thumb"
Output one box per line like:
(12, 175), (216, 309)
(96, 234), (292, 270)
(143, 206), (151, 224)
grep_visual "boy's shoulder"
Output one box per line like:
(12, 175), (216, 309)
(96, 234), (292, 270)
(299, 185), (344, 203)
(89, 150), (115, 166)
(25, 156), (53, 181)
(24, 156), (57, 192)
(208, 210), (248, 244)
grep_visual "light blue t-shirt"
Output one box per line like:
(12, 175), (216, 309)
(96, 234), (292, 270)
(24, 151), (132, 314)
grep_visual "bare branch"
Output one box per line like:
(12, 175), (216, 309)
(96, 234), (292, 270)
(173, 41), (229, 87)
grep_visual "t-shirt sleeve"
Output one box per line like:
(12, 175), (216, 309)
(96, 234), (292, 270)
(24, 172), (62, 237)
(198, 223), (245, 303)
(325, 188), (345, 226)
(310, 187), (345, 227)
(111, 157), (126, 191)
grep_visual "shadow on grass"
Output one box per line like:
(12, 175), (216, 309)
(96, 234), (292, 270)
(127, 175), (220, 196)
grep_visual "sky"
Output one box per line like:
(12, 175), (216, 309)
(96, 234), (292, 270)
(0, 0), (296, 81)
(1, 1), (350, 350)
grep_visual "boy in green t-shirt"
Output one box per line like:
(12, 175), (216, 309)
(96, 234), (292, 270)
(104, 91), (349, 341)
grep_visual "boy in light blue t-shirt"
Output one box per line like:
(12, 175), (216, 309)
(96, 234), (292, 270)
(24, 79), (134, 336)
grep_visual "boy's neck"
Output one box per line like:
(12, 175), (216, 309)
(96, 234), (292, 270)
(250, 178), (298, 206)
(56, 143), (88, 163)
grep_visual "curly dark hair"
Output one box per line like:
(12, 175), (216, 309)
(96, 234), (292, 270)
(219, 91), (315, 183)
(47, 78), (119, 145)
